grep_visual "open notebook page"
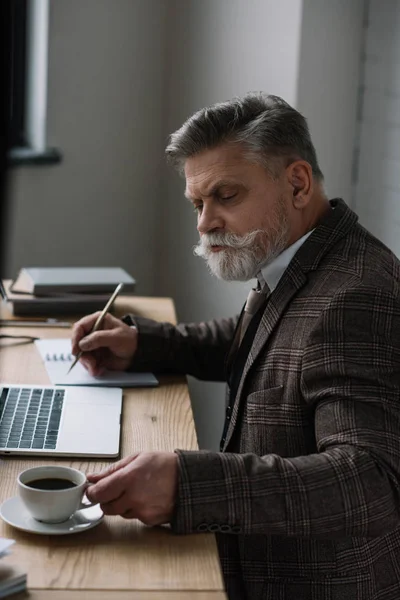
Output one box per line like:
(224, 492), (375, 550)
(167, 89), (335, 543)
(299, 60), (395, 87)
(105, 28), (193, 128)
(35, 339), (158, 388)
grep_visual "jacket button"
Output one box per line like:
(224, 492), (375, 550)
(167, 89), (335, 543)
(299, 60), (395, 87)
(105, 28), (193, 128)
(231, 525), (241, 533)
(196, 523), (208, 532)
(208, 524), (221, 532)
(220, 525), (232, 533)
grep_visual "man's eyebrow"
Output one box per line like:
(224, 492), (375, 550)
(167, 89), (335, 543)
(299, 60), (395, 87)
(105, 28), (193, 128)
(184, 180), (238, 201)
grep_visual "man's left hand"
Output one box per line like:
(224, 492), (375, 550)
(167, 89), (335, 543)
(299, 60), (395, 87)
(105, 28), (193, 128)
(86, 452), (178, 525)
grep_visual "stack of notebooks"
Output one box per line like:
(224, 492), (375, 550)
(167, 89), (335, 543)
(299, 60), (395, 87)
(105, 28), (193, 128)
(1, 267), (136, 316)
(0, 538), (27, 598)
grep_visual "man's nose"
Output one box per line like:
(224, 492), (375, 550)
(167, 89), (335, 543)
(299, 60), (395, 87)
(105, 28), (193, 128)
(197, 204), (225, 235)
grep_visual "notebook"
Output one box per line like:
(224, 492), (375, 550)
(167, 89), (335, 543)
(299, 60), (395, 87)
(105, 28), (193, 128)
(11, 267), (136, 295)
(1, 280), (112, 317)
(0, 540), (14, 560)
(0, 539), (27, 600)
(0, 561), (27, 598)
(35, 339), (159, 388)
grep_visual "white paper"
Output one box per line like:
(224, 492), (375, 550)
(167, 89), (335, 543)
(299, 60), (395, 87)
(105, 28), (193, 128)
(0, 538), (15, 558)
(35, 339), (158, 388)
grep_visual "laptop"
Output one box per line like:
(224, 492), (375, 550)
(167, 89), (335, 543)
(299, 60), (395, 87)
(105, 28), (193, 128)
(0, 384), (122, 457)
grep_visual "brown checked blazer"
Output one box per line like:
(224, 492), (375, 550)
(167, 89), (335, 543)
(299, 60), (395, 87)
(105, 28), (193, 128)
(128, 199), (400, 600)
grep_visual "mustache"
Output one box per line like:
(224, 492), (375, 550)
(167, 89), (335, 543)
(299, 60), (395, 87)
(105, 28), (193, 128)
(194, 230), (263, 256)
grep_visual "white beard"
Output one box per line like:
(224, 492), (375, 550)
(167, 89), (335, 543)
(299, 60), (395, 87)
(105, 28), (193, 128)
(194, 224), (290, 281)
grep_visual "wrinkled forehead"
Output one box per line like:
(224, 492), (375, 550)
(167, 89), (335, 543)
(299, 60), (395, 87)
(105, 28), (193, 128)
(184, 143), (247, 176)
(184, 143), (262, 199)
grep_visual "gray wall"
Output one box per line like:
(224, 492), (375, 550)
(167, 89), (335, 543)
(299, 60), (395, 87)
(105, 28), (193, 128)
(354, 0), (400, 253)
(5, 0), (366, 450)
(297, 0), (365, 204)
(163, 0), (304, 449)
(5, 0), (169, 296)
(163, 0), (364, 449)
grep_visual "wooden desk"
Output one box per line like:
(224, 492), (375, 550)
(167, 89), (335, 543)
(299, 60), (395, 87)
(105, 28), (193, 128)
(0, 296), (226, 599)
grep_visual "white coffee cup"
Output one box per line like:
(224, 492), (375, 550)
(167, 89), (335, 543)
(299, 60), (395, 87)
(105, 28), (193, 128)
(18, 465), (96, 524)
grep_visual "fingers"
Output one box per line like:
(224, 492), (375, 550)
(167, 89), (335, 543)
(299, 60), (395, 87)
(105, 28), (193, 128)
(86, 469), (126, 504)
(78, 329), (119, 353)
(120, 509), (137, 519)
(87, 455), (135, 483)
(71, 313), (120, 355)
(71, 316), (137, 375)
(71, 312), (102, 355)
(100, 492), (131, 516)
(78, 347), (108, 376)
(86, 452), (178, 525)
(79, 355), (105, 377)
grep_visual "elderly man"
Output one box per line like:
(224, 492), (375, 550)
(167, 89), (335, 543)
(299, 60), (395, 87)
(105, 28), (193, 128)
(72, 94), (400, 600)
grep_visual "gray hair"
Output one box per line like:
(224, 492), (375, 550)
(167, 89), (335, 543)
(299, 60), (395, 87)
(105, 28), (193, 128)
(166, 92), (323, 180)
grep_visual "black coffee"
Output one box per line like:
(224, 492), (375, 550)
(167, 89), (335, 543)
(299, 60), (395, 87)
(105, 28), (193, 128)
(26, 478), (77, 490)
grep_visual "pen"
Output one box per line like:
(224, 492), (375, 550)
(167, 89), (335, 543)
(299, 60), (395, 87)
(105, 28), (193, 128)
(67, 282), (124, 375)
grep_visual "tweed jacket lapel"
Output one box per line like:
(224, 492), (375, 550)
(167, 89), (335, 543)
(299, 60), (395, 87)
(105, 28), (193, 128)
(222, 198), (359, 451)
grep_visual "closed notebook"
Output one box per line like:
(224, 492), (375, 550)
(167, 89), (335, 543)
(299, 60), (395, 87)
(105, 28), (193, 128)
(1, 280), (112, 317)
(0, 540), (27, 600)
(0, 562), (27, 599)
(11, 267), (136, 295)
(35, 339), (158, 388)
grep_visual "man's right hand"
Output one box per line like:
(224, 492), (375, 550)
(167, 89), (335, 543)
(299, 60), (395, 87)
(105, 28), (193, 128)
(71, 313), (138, 376)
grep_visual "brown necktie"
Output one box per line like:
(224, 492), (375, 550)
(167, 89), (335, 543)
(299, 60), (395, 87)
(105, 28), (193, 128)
(239, 282), (269, 344)
(224, 280), (270, 380)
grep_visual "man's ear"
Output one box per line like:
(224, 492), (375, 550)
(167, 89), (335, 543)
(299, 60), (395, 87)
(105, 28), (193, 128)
(286, 161), (313, 208)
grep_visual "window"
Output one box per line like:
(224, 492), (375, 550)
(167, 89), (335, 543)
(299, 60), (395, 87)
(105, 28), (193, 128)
(9, 0), (28, 149)
(8, 0), (61, 165)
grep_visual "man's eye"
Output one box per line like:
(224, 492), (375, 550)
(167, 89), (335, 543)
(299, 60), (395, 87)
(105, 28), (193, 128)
(193, 205), (203, 213)
(220, 194), (236, 201)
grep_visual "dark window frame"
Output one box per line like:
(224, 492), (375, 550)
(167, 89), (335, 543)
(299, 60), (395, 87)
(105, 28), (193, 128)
(9, 0), (28, 149)
(7, 0), (61, 166)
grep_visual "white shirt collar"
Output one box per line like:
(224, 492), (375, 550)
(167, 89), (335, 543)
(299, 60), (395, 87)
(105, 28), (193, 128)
(258, 229), (314, 292)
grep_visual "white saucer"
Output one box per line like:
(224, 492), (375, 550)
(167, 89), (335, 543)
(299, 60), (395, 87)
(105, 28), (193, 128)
(0, 496), (104, 535)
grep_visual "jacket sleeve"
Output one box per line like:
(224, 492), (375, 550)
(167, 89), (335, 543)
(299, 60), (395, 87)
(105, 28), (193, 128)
(171, 285), (400, 537)
(123, 314), (238, 382)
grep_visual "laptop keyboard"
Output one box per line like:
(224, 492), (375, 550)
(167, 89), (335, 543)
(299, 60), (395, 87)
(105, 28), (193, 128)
(0, 387), (64, 450)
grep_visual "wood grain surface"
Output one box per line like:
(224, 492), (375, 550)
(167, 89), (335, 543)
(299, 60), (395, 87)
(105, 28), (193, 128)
(0, 295), (225, 596)
(11, 592), (227, 600)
